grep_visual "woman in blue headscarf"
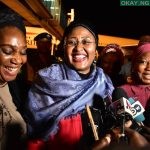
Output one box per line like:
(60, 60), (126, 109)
(25, 19), (114, 150)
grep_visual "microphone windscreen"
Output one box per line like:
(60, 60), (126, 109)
(112, 88), (128, 102)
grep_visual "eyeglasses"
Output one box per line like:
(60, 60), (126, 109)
(64, 39), (95, 48)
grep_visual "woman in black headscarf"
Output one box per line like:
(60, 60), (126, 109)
(25, 19), (114, 150)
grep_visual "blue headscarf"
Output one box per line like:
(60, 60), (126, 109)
(25, 63), (114, 140)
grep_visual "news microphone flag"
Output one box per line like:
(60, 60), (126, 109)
(128, 98), (145, 123)
(110, 97), (133, 116)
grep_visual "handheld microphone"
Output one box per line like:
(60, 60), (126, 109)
(128, 98), (145, 124)
(109, 97), (131, 144)
(112, 88), (129, 102)
(112, 88), (145, 123)
(110, 97), (132, 116)
(111, 88), (133, 126)
(111, 88), (145, 138)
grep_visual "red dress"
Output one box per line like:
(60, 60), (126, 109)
(27, 114), (83, 150)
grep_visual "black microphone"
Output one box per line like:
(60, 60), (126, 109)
(110, 96), (132, 144)
(111, 87), (132, 122)
(112, 87), (129, 101)
(111, 87), (141, 143)
(112, 87), (145, 132)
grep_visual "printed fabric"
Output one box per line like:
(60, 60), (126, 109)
(25, 63), (114, 140)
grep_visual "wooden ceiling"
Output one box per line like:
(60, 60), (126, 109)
(0, 0), (140, 54)
(0, 0), (64, 40)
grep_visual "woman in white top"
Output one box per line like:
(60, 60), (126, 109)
(0, 3), (27, 150)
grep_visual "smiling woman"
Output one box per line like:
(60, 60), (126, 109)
(0, 27), (27, 83)
(112, 43), (150, 128)
(25, 19), (114, 150)
(63, 26), (97, 74)
(0, 3), (28, 150)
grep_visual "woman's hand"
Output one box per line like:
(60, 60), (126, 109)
(125, 127), (149, 148)
(92, 134), (111, 150)
(92, 125), (150, 150)
(141, 125), (150, 142)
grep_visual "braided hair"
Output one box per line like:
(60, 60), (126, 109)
(0, 3), (26, 36)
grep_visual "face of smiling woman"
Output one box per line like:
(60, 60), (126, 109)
(0, 26), (27, 84)
(133, 52), (150, 85)
(64, 26), (97, 74)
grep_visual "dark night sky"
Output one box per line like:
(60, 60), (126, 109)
(62, 0), (150, 39)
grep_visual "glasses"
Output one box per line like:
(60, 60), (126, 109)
(64, 39), (95, 48)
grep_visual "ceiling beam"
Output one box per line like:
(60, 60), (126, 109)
(25, 0), (63, 39)
(25, 0), (53, 19)
(0, 0), (64, 40)
(0, 0), (39, 25)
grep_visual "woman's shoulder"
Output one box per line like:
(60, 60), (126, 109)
(112, 84), (133, 99)
(114, 84), (132, 94)
(39, 63), (61, 71)
(119, 84), (132, 89)
(96, 67), (113, 83)
(96, 67), (108, 78)
(38, 63), (63, 79)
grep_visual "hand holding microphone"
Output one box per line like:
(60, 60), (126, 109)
(112, 88), (145, 126)
(111, 87), (147, 143)
(127, 97), (145, 133)
(92, 134), (111, 150)
(92, 128), (150, 150)
(126, 95), (150, 142)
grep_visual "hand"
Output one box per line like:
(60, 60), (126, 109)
(141, 125), (150, 142)
(125, 127), (149, 148)
(92, 134), (111, 150)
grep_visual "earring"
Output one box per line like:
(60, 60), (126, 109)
(93, 59), (97, 64)
(94, 50), (99, 64)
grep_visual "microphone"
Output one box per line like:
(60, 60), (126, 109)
(111, 88), (145, 139)
(128, 97), (145, 125)
(112, 88), (145, 123)
(110, 97), (133, 117)
(111, 88), (132, 118)
(109, 97), (131, 144)
(112, 88), (129, 102)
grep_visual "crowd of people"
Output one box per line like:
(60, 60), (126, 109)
(0, 2), (150, 150)
(25, 18), (114, 150)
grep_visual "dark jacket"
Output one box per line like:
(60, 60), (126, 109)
(8, 80), (26, 115)
(6, 78), (28, 150)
